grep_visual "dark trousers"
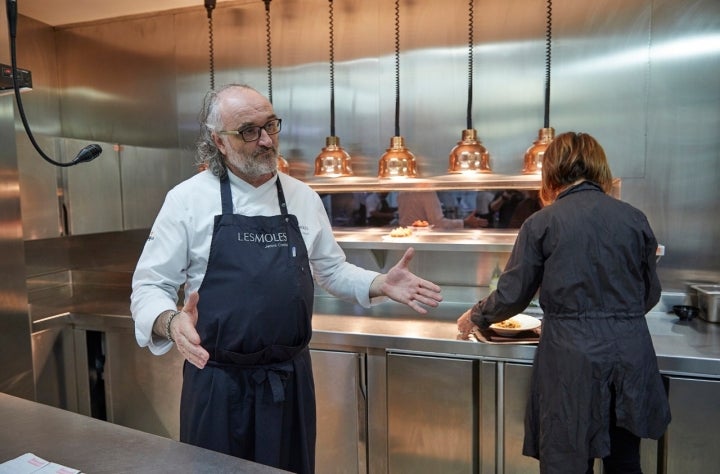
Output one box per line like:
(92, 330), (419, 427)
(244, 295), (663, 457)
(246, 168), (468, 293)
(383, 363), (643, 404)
(586, 425), (642, 474)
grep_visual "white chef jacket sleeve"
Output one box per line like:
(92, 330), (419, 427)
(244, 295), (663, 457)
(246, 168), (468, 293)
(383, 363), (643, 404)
(303, 192), (383, 307)
(130, 190), (190, 355)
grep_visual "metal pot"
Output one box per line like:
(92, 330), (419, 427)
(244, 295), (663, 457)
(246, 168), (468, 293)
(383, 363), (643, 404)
(691, 284), (720, 323)
(684, 280), (718, 307)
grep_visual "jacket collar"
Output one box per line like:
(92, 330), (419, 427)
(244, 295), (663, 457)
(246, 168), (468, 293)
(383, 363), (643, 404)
(557, 180), (604, 200)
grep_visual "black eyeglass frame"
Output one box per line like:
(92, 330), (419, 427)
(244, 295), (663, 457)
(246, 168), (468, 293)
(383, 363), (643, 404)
(217, 118), (282, 142)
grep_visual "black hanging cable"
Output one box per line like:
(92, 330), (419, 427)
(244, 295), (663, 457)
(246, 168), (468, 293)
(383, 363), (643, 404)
(466, 0), (474, 130)
(205, 0), (216, 90)
(328, 0), (336, 137)
(264, 0), (274, 104)
(543, 0), (553, 128)
(393, 0), (400, 137)
(4, 0), (102, 166)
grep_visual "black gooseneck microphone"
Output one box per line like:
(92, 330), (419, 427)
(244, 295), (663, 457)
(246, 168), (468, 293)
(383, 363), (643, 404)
(5, 0), (102, 166)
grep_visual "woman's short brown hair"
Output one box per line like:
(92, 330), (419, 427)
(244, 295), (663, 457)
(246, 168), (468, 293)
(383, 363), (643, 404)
(540, 132), (613, 205)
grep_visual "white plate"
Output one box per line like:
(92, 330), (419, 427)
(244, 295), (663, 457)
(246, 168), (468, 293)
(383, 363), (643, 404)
(490, 314), (541, 336)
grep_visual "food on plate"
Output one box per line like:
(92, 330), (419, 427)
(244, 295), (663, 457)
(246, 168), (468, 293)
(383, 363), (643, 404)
(494, 319), (521, 329)
(488, 314), (542, 336)
(389, 226), (413, 238)
(411, 220), (429, 227)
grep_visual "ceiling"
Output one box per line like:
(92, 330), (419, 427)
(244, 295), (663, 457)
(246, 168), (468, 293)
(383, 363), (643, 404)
(16, 0), (238, 27)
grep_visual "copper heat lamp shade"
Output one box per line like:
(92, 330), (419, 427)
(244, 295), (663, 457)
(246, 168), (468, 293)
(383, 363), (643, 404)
(448, 128), (491, 173)
(314, 136), (353, 177)
(277, 153), (290, 174)
(378, 136), (418, 178)
(523, 127), (555, 174)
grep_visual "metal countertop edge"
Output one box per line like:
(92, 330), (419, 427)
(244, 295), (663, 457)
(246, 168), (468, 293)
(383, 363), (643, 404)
(30, 311), (720, 380)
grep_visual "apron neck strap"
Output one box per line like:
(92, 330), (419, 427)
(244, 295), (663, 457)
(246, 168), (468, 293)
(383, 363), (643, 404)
(275, 176), (288, 216)
(220, 174), (233, 214)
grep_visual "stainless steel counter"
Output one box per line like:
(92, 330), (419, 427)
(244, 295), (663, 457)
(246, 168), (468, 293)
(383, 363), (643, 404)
(29, 284), (720, 379)
(0, 392), (287, 473)
(24, 283), (720, 474)
(310, 297), (720, 378)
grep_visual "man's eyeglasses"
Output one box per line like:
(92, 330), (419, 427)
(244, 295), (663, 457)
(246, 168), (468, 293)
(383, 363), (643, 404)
(217, 118), (282, 142)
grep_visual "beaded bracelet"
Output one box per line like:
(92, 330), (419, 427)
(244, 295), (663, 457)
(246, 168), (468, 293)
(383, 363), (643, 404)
(165, 310), (181, 343)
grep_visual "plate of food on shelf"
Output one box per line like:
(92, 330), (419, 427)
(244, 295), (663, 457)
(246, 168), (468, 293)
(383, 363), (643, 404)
(489, 314), (541, 336)
(410, 220), (433, 232)
(383, 226), (414, 240)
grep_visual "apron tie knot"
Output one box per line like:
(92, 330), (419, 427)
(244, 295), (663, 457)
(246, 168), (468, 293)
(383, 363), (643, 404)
(252, 363), (293, 403)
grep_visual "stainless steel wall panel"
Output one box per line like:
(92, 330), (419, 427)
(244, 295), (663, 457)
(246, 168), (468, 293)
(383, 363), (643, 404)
(10, 15), (62, 136)
(53, 16), (179, 147)
(548, 0), (652, 179)
(642, 0), (720, 289)
(11, 15), (64, 240)
(119, 146), (190, 230)
(0, 2), (34, 399)
(62, 138), (123, 235)
(17, 134), (63, 239)
(7, 0), (719, 291)
(23, 230), (148, 278)
(174, 4), (269, 152)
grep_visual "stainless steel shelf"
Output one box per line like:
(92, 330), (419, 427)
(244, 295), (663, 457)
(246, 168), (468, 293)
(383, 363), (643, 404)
(305, 173), (541, 193)
(333, 228), (520, 252)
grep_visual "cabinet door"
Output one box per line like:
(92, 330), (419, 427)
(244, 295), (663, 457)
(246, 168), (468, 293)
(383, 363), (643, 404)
(503, 363), (538, 473)
(664, 376), (720, 474)
(387, 353), (478, 474)
(32, 326), (78, 412)
(311, 349), (366, 474)
(504, 363), (654, 473)
(103, 329), (185, 439)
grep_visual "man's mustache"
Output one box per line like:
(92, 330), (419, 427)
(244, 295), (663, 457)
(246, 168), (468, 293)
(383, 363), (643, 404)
(254, 146), (277, 159)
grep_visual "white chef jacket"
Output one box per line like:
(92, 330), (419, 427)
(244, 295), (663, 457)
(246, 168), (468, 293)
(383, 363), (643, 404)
(131, 170), (381, 355)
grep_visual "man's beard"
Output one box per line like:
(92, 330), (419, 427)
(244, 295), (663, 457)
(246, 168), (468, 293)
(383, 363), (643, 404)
(226, 146), (278, 178)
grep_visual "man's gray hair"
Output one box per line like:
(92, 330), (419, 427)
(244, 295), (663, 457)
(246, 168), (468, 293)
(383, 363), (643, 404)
(195, 84), (259, 177)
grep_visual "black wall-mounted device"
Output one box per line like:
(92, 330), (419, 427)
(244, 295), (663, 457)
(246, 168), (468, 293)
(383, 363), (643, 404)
(0, 62), (32, 91)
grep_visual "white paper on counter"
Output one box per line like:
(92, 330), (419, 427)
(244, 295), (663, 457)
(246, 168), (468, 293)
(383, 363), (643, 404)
(0, 453), (81, 474)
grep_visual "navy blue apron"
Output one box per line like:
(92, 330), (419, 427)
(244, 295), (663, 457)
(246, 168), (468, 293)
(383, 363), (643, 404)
(179, 174), (316, 474)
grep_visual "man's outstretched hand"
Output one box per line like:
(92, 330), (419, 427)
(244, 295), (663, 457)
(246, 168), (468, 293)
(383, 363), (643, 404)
(370, 247), (443, 314)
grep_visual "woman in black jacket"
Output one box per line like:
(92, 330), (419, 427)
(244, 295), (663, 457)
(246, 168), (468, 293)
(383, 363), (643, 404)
(457, 131), (670, 473)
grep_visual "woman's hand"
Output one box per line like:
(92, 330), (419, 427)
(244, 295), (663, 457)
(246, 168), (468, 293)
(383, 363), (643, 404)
(456, 309), (478, 340)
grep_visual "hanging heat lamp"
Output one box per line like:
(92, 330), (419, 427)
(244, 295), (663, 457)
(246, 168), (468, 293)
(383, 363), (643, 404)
(195, 0), (217, 173)
(314, 0), (353, 177)
(204, 0), (216, 90)
(448, 0), (492, 174)
(522, 0), (555, 174)
(378, 0), (417, 179)
(263, 0), (290, 174)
